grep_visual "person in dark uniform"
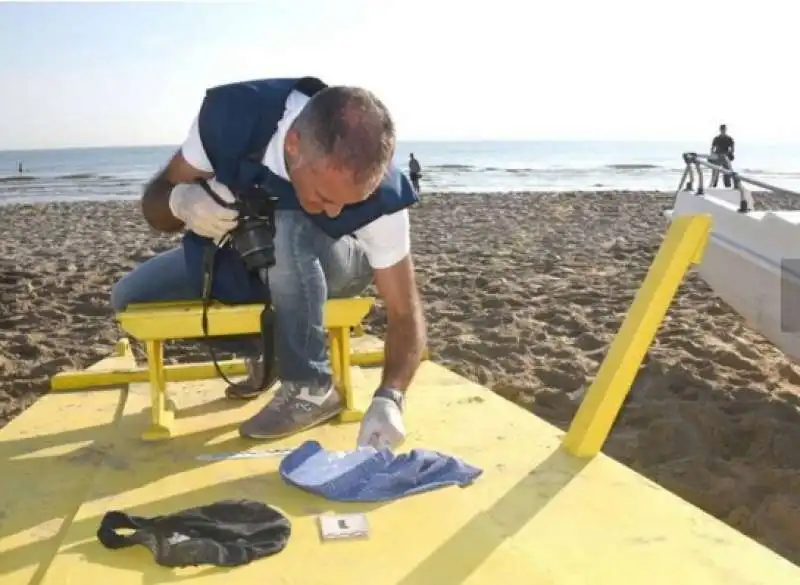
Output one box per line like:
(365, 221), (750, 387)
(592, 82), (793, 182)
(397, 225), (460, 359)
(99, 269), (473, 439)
(710, 124), (735, 188)
(408, 153), (421, 193)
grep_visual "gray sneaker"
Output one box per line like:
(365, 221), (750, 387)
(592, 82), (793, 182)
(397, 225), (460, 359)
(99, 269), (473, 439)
(225, 355), (278, 401)
(238, 380), (343, 439)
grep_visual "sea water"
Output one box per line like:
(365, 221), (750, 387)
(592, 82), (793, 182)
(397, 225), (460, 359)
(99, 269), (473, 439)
(3, 140), (800, 205)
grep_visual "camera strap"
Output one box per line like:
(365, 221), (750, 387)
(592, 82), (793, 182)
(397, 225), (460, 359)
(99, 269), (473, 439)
(195, 140), (278, 393)
(199, 232), (277, 394)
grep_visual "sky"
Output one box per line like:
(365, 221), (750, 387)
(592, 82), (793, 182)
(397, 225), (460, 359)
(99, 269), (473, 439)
(0, 0), (797, 150)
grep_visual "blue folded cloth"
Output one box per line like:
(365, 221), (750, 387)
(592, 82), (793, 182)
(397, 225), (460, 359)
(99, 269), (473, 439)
(278, 440), (483, 502)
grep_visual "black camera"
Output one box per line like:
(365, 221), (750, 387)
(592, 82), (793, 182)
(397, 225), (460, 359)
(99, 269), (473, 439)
(197, 180), (278, 282)
(227, 186), (279, 284)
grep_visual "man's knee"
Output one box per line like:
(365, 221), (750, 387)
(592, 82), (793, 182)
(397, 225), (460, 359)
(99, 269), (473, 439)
(109, 247), (194, 312)
(109, 283), (126, 313)
(318, 235), (373, 298)
(327, 267), (372, 298)
(110, 270), (137, 313)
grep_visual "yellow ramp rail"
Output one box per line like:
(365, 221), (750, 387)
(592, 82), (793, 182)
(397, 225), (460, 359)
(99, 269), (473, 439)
(563, 213), (711, 457)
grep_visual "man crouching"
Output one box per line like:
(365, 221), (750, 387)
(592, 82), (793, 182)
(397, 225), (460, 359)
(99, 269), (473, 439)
(110, 77), (426, 449)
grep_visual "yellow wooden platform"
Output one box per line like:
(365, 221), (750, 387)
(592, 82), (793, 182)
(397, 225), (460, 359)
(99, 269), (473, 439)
(1, 336), (798, 584)
(1, 214), (799, 583)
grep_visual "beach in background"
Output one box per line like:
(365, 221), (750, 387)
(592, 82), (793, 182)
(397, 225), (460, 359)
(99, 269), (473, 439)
(1, 144), (800, 564)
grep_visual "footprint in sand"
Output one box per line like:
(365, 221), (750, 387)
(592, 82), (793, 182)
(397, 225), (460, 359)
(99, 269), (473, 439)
(534, 366), (586, 393)
(573, 332), (607, 352)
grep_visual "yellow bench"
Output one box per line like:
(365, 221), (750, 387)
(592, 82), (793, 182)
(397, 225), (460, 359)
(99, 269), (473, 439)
(51, 297), (383, 440)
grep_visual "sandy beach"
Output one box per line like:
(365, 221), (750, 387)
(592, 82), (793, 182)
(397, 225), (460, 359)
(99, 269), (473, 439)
(1, 190), (799, 563)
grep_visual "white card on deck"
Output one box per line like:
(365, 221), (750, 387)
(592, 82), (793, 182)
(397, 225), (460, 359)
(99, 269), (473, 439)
(318, 513), (369, 540)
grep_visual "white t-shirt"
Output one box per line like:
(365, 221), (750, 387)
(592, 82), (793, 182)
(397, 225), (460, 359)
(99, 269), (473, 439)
(180, 90), (410, 270)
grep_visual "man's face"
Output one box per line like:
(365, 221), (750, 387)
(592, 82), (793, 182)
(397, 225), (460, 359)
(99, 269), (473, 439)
(285, 132), (379, 217)
(290, 161), (368, 217)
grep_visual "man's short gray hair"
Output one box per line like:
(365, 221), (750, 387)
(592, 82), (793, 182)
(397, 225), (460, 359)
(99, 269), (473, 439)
(291, 85), (396, 188)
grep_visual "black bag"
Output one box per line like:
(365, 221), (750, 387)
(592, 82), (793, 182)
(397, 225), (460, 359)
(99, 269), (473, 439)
(96, 499), (291, 567)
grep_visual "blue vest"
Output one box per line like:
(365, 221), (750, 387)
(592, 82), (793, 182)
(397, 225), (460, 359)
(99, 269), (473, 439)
(182, 77), (419, 304)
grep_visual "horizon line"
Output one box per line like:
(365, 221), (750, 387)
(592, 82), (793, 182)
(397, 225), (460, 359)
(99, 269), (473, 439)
(3, 137), (798, 154)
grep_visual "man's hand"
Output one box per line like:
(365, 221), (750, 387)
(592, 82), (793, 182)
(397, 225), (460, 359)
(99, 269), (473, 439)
(168, 178), (239, 242)
(141, 150), (214, 232)
(356, 396), (406, 450)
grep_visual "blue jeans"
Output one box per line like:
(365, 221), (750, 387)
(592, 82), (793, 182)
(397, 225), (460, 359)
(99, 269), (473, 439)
(111, 210), (373, 384)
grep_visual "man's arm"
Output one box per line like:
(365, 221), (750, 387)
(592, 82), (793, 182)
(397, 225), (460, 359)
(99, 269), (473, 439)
(373, 254), (427, 392)
(141, 150), (214, 233)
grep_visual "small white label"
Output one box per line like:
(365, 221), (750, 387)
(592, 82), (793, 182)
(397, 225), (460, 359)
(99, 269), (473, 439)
(318, 513), (369, 540)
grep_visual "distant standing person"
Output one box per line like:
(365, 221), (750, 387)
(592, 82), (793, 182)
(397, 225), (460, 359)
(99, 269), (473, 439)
(710, 124), (735, 188)
(17, 161), (23, 173)
(408, 153), (421, 193)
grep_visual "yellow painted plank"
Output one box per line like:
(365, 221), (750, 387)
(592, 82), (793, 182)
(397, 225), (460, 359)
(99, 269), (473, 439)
(0, 351), (131, 585)
(50, 345), (397, 391)
(33, 360), (799, 584)
(118, 297), (375, 339)
(50, 359), (251, 390)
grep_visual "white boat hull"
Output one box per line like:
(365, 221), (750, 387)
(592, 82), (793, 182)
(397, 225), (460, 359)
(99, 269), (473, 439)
(666, 188), (800, 362)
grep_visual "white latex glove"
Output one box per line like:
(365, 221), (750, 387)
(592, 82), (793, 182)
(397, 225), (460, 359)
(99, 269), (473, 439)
(356, 397), (406, 450)
(168, 178), (239, 241)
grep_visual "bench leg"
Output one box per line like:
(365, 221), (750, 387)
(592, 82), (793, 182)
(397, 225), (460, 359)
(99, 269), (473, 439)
(142, 340), (176, 441)
(329, 327), (365, 422)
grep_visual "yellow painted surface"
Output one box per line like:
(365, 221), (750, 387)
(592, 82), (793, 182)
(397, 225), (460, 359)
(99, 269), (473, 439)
(51, 359), (252, 390)
(2, 345), (798, 584)
(117, 297), (375, 339)
(0, 350), (131, 585)
(563, 214), (712, 457)
(49, 343), (426, 392)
